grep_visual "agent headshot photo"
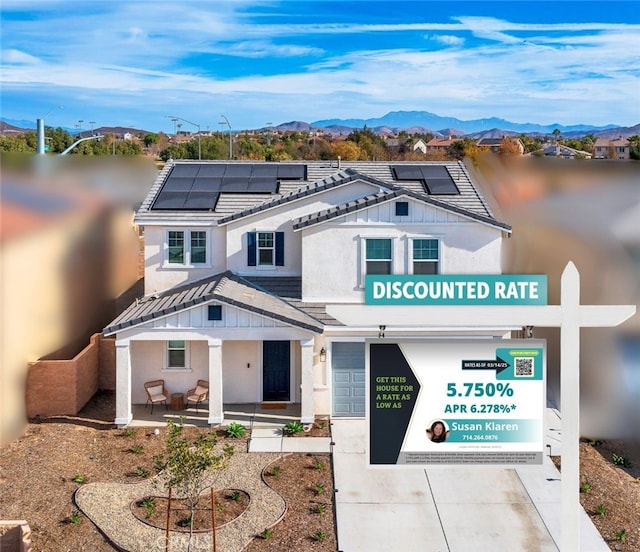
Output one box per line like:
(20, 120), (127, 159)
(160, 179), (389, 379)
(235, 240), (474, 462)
(426, 420), (450, 443)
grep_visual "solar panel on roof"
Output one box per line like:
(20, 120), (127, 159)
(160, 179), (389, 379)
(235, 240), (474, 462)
(424, 179), (459, 195)
(251, 164), (279, 177)
(152, 191), (188, 209)
(419, 166), (451, 178)
(191, 177), (223, 191)
(247, 178), (279, 193)
(391, 165), (424, 180)
(196, 164), (227, 177)
(170, 164), (201, 177)
(221, 178), (250, 192)
(391, 165), (459, 195)
(224, 164), (252, 177)
(182, 192), (219, 210)
(162, 177), (194, 191)
(277, 164), (306, 180)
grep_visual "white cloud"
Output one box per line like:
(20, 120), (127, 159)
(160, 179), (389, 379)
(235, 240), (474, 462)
(427, 34), (465, 46)
(2, 49), (41, 64)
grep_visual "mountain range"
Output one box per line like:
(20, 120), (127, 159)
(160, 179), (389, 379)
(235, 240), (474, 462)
(2, 110), (638, 139)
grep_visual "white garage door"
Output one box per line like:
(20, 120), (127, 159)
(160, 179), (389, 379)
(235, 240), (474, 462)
(332, 342), (365, 417)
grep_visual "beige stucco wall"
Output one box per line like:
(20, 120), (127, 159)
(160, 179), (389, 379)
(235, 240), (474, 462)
(130, 340), (209, 404)
(142, 224), (226, 294)
(224, 181), (378, 277)
(127, 338), (307, 405)
(301, 216), (503, 302)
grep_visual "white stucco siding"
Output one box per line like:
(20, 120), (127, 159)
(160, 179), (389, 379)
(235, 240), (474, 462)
(300, 201), (504, 302)
(148, 303), (291, 330)
(223, 341), (260, 402)
(130, 340), (209, 404)
(142, 225), (226, 294)
(224, 180), (387, 276)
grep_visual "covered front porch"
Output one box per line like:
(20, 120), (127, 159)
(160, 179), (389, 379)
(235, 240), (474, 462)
(128, 402), (302, 429)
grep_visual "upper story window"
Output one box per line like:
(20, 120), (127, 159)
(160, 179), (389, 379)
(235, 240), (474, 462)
(247, 231), (284, 267)
(366, 238), (392, 275)
(412, 238), (439, 274)
(168, 231), (185, 264)
(166, 229), (209, 266)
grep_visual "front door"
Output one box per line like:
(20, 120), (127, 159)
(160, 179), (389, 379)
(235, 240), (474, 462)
(263, 341), (290, 401)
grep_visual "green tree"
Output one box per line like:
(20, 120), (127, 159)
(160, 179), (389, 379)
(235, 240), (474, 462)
(154, 419), (233, 552)
(627, 135), (640, 160)
(143, 133), (159, 147)
(446, 138), (479, 160)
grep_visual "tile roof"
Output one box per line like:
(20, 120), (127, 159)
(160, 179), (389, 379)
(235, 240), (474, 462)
(292, 187), (512, 232)
(103, 271), (325, 335)
(135, 160), (504, 227)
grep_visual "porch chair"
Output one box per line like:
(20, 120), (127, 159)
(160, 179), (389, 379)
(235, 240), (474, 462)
(186, 380), (209, 413)
(144, 379), (168, 414)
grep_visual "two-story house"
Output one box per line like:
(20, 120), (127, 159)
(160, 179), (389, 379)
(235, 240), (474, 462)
(104, 161), (512, 427)
(594, 137), (630, 160)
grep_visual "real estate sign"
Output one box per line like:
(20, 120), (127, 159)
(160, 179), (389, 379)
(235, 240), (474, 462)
(365, 274), (547, 305)
(367, 339), (546, 466)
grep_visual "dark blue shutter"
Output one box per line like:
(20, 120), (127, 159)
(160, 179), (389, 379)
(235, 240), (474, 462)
(275, 231), (284, 266)
(247, 232), (257, 266)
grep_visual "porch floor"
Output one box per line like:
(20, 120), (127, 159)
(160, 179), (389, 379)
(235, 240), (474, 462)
(129, 402), (302, 429)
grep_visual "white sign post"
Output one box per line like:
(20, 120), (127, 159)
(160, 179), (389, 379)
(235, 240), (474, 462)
(327, 262), (635, 551)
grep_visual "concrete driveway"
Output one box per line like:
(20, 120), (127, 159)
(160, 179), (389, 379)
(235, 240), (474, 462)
(331, 417), (608, 552)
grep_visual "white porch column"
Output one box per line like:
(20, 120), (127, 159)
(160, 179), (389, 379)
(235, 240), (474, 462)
(300, 339), (315, 424)
(207, 338), (223, 425)
(115, 339), (132, 426)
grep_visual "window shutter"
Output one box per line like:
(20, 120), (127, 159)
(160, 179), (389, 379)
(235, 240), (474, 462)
(275, 231), (285, 266)
(247, 232), (257, 266)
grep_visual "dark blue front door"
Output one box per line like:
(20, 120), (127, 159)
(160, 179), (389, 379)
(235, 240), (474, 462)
(263, 341), (290, 401)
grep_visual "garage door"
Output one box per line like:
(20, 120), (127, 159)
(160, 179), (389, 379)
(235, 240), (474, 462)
(332, 342), (365, 416)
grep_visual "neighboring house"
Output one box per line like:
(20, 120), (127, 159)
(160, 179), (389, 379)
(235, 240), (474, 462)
(424, 136), (460, 153)
(594, 137), (630, 160)
(105, 161), (513, 427)
(477, 137), (525, 155)
(538, 144), (592, 159)
(412, 139), (428, 154)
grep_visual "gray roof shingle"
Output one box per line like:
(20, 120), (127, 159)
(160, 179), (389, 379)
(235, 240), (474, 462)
(104, 272), (325, 335)
(135, 160), (505, 229)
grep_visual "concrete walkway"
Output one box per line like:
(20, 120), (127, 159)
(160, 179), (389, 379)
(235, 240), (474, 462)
(331, 412), (609, 552)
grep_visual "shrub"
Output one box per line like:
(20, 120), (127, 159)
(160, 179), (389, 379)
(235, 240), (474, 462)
(313, 503), (326, 514)
(121, 428), (136, 437)
(136, 466), (150, 478)
(312, 529), (326, 542)
(226, 422), (247, 439)
(612, 453), (632, 468)
(66, 512), (82, 524)
(261, 528), (273, 540)
(314, 459), (325, 470)
(228, 491), (241, 501)
(315, 482), (325, 495)
(580, 482), (591, 493)
(596, 504), (606, 516)
(73, 474), (87, 484)
(271, 466), (281, 477)
(283, 421), (304, 435)
(615, 529), (627, 541)
(130, 444), (144, 454)
(140, 497), (156, 518)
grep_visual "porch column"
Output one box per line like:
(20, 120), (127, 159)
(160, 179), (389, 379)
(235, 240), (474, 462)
(207, 338), (223, 425)
(115, 339), (132, 426)
(300, 339), (315, 424)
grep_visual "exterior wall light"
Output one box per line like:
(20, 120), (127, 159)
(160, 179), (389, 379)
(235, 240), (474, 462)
(320, 347), (326, 362)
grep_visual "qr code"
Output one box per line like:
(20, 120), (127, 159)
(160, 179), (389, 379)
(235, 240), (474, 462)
(515, 357), (534, 377)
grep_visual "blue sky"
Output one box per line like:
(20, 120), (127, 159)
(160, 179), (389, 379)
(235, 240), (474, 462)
(1, 1), (639, 133)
